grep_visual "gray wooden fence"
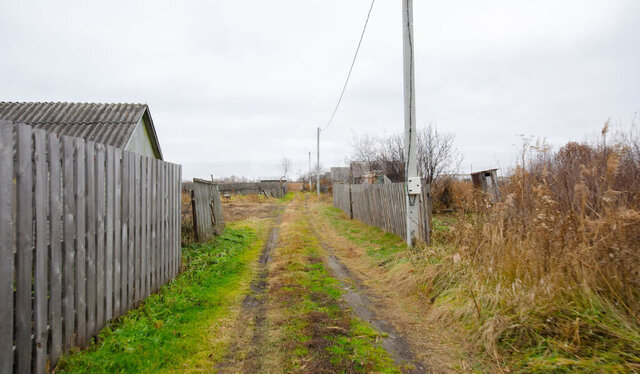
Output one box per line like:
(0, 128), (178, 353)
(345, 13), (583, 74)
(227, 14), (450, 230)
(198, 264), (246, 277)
(217, 181), (287, 198)
(332, 182), (431, 244)
(191, 178), (225, 241)
(0, 122), (182, 373)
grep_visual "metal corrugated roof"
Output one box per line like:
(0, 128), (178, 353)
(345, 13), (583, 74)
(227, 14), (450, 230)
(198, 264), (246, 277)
(0, 102), (147, 149)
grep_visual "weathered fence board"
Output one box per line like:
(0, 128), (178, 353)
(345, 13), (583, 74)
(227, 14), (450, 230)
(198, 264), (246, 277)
(34, 130), (48, 373)
(114, 149), (122, 317)
(333, 182), (431, 244)
(75, 139), (87, 346)
(63, 137), (76, 349)
(0, 122), (14, 374)
(121, 150), (129, 315)
(134, 153), (141, 304)
(48, 133), (63, 364)
(127, 153), (135, 309)
(105, 146), (114, 322)
(191, 178), (225, 241)
(16, 124), (33, 374)
(96, 143), (106, 330)
(86, 141), (97, 339)
(0, 122), (182, 373)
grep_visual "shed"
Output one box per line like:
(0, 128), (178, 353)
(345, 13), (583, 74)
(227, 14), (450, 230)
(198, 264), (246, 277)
(471, 169), (501, 202)
(0, 102), (163, 159)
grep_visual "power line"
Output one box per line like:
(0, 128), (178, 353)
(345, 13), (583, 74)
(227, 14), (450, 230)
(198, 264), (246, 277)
(322, 0), (376, 131)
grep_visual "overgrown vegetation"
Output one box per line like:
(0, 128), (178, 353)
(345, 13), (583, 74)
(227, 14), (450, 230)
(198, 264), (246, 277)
(56, 223), (265, 373)
(322, 123), (640, 371)
(446, 125), (640, 371)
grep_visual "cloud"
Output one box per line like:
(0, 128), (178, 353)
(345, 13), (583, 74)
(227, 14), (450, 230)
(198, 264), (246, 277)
(1, 0), (638, 180)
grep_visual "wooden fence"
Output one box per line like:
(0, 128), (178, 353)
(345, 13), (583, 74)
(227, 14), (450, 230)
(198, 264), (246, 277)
(191, 178), (225, 241)
(216, 181), (287, 198)
(0, 122), (182, 373)
(332, 182), (431, 244)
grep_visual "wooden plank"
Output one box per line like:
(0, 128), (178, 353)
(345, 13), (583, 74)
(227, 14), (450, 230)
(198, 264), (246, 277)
(0, 122), (14, 374)
(170, 165), (175, 279)
(95, 144), (106, 330)
(171, 165), (176, 279)
(178, 165), (182, 274)
(173, 166), (177, 277)
(164, 164), (173, 283)
(74, 139), (87, 346)
(134, 154), (141, 303)
(85, 142), (96, 338)
(140, 156), (147, 299)
(48, 133), (63, 365)
(120, 151), (129, 314)
(158, 162), (167, 286)
(147, 158), (153, 294)
(113, 149), (121, 317)
(166, 164), (171, 281)
(127, 153), (135, 308)
(168, 164), (173, 280)
(105, 146), (114, 321)
(156, 161), (162, 288)
(145, 157), (154, 297)
(15, 124), (33, 373)
(62, 136), (76, 350)
(150, 159), (157, 293)
(34, 129), (48, 373)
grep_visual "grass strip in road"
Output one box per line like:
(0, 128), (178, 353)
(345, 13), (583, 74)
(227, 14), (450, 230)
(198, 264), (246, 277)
(56, 221), (267, 373)
(270, 206), (399, 373)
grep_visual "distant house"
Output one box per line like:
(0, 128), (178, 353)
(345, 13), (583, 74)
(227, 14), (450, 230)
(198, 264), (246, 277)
(0, 102), (163, 159)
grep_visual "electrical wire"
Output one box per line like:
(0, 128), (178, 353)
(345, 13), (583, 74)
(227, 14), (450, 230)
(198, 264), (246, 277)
(322, 0), (376, 131)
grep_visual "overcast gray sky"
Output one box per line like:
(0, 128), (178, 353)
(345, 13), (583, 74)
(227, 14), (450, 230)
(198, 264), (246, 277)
(1, 0), (638, 180)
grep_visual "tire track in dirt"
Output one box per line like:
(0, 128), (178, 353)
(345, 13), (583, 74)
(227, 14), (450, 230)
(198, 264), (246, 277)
(217, 214), (281, 372)
(305, 200), (428, 373)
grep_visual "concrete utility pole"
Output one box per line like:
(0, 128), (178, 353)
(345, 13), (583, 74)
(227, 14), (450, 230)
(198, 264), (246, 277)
(402, 0), (421, 246)
(316, 127), (320, 195)
(308, 151), (312, 191)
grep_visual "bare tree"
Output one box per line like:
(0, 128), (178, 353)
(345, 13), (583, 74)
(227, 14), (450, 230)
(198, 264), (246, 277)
(279, 157), (293, 180)
(417, 124), (462, 183)
(349, 124), (462, 183)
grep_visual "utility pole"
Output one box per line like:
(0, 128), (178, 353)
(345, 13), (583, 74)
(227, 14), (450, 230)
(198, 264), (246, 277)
(402, 0), (421, 246)
(316, 127), (320, 195)
(308, 151), (312, 191)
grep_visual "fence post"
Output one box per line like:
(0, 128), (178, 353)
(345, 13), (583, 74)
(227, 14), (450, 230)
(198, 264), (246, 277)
(348, 184), (354, 219)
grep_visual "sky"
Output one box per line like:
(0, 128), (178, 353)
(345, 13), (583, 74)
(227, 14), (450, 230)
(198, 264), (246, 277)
(1, 0), (639, 180)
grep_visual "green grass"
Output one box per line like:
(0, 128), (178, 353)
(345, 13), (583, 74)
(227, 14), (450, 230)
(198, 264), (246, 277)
(56, 223), (265, 373)
(321, 207), (406, 262)
(278, 191), (295, 202)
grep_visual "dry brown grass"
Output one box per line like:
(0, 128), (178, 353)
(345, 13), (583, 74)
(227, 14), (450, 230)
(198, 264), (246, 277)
(443, 126), (640, 370)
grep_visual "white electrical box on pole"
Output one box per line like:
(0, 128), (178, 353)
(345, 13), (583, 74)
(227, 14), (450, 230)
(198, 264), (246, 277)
(316, 127), (320, 195)
(403, 0), (421, 246)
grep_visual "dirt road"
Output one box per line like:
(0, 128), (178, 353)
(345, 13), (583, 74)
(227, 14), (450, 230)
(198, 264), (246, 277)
(215, 196), (435, 373)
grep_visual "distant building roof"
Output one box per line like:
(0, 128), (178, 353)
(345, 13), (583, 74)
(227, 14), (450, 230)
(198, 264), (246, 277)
(470, 169), (498, 176)
(0, 102), (162, 158)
